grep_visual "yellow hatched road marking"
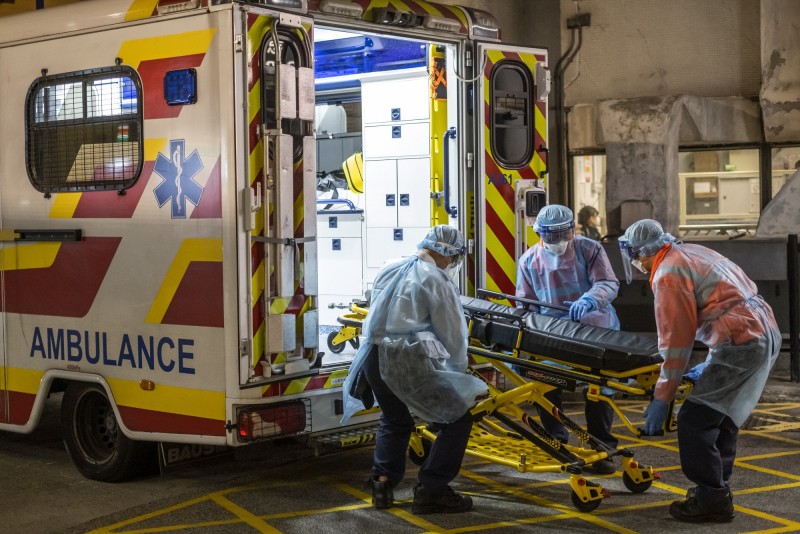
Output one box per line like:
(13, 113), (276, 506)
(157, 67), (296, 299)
(460, 467), (637, 533)
(327, 476), (447, 533)
(210, 494), (281, 533)
(146, 238), (223, 323)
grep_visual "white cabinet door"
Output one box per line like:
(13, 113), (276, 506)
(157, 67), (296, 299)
(364, 159), (398, 227)
(363, 123), (430, 158)
(317, 237), (363, 296)
(361, 75), (430, 124)
(397, 157), (430, 227)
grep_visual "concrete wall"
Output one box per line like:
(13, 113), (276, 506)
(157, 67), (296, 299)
(558, 0), (761, 106)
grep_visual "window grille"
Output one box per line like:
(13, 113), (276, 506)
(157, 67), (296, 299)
(25, 65), (144, 195)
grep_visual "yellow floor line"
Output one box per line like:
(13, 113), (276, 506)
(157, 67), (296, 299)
(459, 467), (638, 534)
(209, 494), (281, 533)
(321, 475), (448, 533)
(734, 461), (800, 482)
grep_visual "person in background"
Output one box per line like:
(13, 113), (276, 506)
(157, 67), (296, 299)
(341, 225), (487, 515)
(577, 205), (602, 241)
(620, 219), (780, 523)
(516, 204), (620, 473)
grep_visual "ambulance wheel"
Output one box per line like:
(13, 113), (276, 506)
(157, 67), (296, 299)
(61, 382), (157, 482)
(622, 471), (653, 493)
(408, 438), (432, 466)
(327, 332), (345, 354)
(570, 490), (602, 513)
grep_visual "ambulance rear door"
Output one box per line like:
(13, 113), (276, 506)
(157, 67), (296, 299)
(475, 43), (549, 296)
(235, 7), (317, 386)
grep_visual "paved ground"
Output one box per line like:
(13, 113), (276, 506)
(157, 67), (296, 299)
(3, 376), (800, 534)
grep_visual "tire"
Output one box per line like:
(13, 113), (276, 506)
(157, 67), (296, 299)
(622, 471), (653, 493)
(571, 489), (602, 512)
(61, 382), (156, 482)
(349, 337), (360, 350)
(327, 331), (345, 354)
(408, 437), (432, 466)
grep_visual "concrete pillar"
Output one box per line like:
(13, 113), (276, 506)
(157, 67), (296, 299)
(761, 0), (800, 142)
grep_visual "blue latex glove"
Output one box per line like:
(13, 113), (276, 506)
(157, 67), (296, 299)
(641, 399), (669, 436)
(563, 297), (595, 322)
(684, 361), (709, 383)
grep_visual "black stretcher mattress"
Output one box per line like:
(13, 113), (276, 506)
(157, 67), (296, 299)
(460, 296), (661, 371)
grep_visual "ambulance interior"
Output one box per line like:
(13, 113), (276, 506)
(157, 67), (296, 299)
(312, 28), (459, 364)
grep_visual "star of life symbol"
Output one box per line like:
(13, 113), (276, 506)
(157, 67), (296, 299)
(154, 140), (204, 218)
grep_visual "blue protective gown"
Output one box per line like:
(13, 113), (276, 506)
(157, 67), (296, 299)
(341, 253), (487, 424)
(515, 235), (620, 329)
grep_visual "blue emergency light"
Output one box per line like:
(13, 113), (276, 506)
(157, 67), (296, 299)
(164, 68), (197, 106)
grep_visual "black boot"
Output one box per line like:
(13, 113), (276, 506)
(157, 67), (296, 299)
(669, 488), (734, 523)
(412, 484), (473, 514)
(370, 478), (394, 509)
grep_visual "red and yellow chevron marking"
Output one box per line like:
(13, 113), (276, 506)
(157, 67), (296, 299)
(146, 238), (223, 327)
(308, 0), (468, 34)
(483, 50), (548, 296)
(0, 366), (225, 434)
(0, 238), (120, 317)
(246, 15), (316, 379)
(247, 13), (272, 371)
(261, 369), (349, 398)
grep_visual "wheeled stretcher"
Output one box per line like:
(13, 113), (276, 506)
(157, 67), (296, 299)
(338, 290), (675, 510)
(408, 291), (683, 511)
(460, 290), (686, 437)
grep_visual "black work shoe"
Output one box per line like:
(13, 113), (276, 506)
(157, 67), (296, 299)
(669, 493), (735, 523)
(584, 458), (616, 475)
(412, 484), (473, 514)
(370, 478), (394, 509)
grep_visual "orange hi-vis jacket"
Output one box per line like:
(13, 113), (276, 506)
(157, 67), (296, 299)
(650, 243), (780, 425)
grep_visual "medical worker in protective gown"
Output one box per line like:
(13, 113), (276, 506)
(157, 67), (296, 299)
(341, 225), (487, 515)
(515, 204), (620, 474)
(620, 219), (780, 523)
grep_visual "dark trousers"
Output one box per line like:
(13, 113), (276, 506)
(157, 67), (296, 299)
(535, 387), (618, 449)
(363, 346), (473, 492)
(677, 400), (738, 503)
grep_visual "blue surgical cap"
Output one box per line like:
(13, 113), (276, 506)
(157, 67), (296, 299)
(533, 204), (574, 233)
(622, 219), (677, 257)
(417, 225), (465, 257)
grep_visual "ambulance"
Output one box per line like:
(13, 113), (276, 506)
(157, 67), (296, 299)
(0, 0), (549, 480)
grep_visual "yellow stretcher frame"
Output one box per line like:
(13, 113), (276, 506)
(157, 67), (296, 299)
(408, 357), (660, 512)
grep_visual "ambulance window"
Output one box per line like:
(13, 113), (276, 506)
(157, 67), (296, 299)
(490, 61), (533, 169)
(25, 65), (144, 195)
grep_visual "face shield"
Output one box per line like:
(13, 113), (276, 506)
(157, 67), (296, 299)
(537, 222), (575, 244)
(618, 237), (643, 284)
(437, 241), (466, 283)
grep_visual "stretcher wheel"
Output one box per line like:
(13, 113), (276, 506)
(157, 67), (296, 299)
(622, 471), (653, 493)
(570, 490), (602, 513)
(327, 331), (345, 354)
(408, 438), (432, 466)
(349, 337), (360, 350)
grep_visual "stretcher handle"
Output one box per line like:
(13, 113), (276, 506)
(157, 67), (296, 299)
(477, 289), (570, 312)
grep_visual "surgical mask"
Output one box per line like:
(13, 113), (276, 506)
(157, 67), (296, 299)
(444, 261), (462, 283)
(631, 259), (648, 274)
(543, 240), (569, 256)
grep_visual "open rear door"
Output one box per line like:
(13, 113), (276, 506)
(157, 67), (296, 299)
(237, 8), (317, 384)
(476, 43), (549, 297)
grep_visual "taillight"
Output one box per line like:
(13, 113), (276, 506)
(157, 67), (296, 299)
(236, 400), (309, 442)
